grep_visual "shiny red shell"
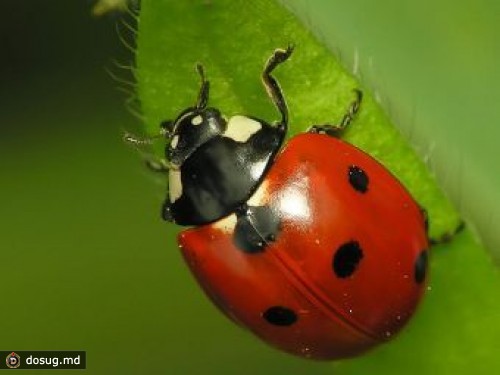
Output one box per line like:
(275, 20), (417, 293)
(178, 133), (429, 360)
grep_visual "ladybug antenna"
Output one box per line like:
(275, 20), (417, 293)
(195, 63), (209, 110)
(122, 129), (168, 147)
(123, 130), (179, 171)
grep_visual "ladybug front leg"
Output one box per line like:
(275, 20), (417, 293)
(309, 89), (363, 137)
(194, 63), (210, 110)
(262, 45), (294, 132)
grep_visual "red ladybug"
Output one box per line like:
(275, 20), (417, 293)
(138, 46), (430, 360)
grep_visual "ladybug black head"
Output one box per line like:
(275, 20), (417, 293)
(163, 107), (226, 166)
(161, 64), (226, 166)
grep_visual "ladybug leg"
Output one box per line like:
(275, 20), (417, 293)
(233, 203), (281, 253)
(309, 89), (363, 137)
(161, 199), (174, 222)
(429, 220), (466, 246)
(194, 63), (210, 110)
(420, 206), (466, 245)
(145, 159), (174, 173)
(262, 45), (294, 132)
(123, 129), (179, 172)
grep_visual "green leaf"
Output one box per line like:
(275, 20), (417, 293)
(136, 0), (500, 373)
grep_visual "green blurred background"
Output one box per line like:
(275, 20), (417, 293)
(1, 1), (498, 374)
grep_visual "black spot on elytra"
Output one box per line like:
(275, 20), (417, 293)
(262, 306), (297, 326)
(414, 250), (428, 284)
(333, 241), (364, 278)
(348, 165), (369, 193)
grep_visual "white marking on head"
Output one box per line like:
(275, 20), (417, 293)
(170, 134), (179, 149)
(169, 169), (183, 202)
(223, 115), (262, 143)
(191, 115), (203, 126)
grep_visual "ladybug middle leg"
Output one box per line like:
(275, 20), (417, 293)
(309, 89), (363, 137)
(230, 47), (294, 253)
(262, 45), (294, 131)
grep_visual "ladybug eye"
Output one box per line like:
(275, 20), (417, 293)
(160, 120), (174, 132)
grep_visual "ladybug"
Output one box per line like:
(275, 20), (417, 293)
(136, 46), (430, 360)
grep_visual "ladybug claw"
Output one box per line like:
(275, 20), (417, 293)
(429, 220), (466, 245)
(308, 125), (342, 138)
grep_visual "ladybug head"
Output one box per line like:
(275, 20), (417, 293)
(162, 107), (226, 167)
(161, 64), (226, 167)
